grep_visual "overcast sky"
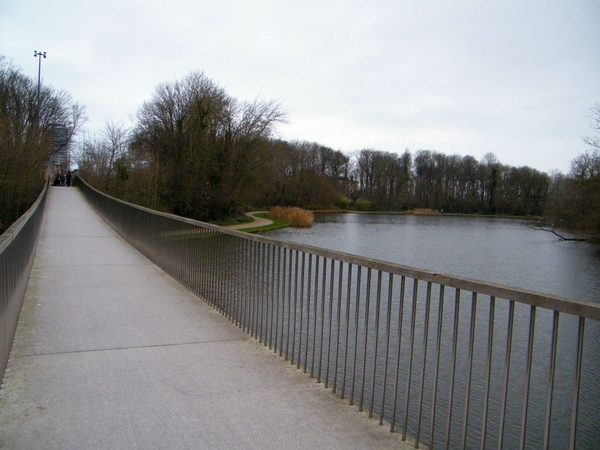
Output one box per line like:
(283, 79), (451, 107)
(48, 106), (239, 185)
(2, 0), (599, 173)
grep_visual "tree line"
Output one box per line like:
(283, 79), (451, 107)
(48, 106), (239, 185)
(350, 149), (551, 216)
(0, 56), (85, 233)
(75, 67), (600, 241)
(1, 58), (598, 242)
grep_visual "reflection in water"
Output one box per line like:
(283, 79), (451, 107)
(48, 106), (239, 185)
(267, 213), (600, 303)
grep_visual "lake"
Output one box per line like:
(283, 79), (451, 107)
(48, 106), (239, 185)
(266, 213), (600, 303)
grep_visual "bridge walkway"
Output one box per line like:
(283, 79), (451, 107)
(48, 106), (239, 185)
(0, 186), (408, 449)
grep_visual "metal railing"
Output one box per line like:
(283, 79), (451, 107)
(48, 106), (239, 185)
(0, 182), (48, 383)
(76, 177), (600, 450)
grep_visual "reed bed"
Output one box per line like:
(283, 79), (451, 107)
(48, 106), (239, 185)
(268, 206), (314, 228)
(406, 208), (440, 215)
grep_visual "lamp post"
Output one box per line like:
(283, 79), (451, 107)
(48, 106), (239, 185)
(33, 50), (46, 118)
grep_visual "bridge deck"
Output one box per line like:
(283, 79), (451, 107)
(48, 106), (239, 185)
(0, 187), (408, 449)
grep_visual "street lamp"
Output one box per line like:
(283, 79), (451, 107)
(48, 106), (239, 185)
(33, 50), (46, 118)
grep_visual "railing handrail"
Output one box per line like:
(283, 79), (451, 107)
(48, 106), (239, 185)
(77, 176), (600, 321)
(0, 181), (48, 252)
(0, 180), (49, 385)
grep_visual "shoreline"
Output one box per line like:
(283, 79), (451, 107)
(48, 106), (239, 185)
(223, 209), (546, 234)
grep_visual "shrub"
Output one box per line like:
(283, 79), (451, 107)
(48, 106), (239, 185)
(354, 198), (372, 211)
(337, 195), (351, 210)
(269, 206), (314, 228)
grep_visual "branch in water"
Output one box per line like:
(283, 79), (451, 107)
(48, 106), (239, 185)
(527, 221), (587, 242)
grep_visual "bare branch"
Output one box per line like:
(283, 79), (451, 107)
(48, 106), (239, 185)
(527, 221), (587, 242)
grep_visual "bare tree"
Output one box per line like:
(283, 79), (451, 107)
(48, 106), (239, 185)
(218, 98), (287, 214)
(102, 120), (130, 187)
(40, 88), (87, 162)
(582, 103), (600, 151)
(0, 55), (86, 232)
(74, 121), (131, 193)
(542, 104), (600, 242)
(130, 71), (286, 220)
(570, 150), (599, 181)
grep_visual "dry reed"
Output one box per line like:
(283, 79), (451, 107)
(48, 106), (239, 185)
(269, 206), (314, 228)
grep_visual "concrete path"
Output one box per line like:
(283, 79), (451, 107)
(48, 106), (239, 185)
(225, 211), (273, 230)
(0, 187), (408, 449)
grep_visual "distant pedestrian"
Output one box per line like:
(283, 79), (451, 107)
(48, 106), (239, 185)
(66, 171), (72, 187)
(60, 174), (65, 186)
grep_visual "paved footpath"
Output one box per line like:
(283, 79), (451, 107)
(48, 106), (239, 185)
(0, 187), (409, 449)
(225, 211), (273, 230)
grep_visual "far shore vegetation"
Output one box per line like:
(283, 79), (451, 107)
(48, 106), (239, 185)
(1, 57), (598, 243)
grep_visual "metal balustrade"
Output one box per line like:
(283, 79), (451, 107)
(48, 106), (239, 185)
(0, 182), (48, 383)
(76, 177), (600, 450)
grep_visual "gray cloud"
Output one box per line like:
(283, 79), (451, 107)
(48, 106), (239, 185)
(2, 0), (598, 173)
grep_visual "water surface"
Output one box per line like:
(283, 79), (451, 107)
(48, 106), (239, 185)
(267, 214), (600, 303)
